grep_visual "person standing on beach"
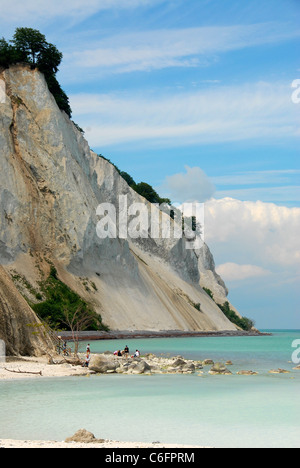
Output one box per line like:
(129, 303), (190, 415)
(86, 344), (91, 355)
(83, 354), (90, 368)
(57, 336), (63, 354)
(63, 341), (68, 356)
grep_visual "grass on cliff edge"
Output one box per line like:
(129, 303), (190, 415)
(32, 267), (108, 332)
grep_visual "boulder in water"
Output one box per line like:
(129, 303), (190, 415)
(269, 369), (290, 374)
(209, 362), (232, 375)
(203, 359), (214, 366)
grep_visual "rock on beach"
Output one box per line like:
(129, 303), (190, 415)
(65, 429), (105, 444)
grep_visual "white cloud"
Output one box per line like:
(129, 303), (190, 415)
(205, 198), (300, 270)
(70, 80), (299, 147)
(0, 0), (159, 23)
(157, 166), (215, 203)
(216, 263), (271, 281)
(67, 22), (300, 74)
(157, 170), (300, 279)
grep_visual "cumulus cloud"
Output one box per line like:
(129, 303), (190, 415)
(158, 172), (300, 283)
(216, 263), (271, 281)
(158, 166), (216, 203)
(205, 198), (300, 271)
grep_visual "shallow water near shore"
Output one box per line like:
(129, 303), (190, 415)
(0, 330), (299, 448)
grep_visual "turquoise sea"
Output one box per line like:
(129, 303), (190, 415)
(0, 330), (299, 448)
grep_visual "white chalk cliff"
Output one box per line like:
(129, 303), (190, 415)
(0, 64), (238, 351)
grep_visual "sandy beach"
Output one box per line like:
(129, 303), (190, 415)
(0, 351), (207, 380)
(0, 356), (92, 380)
(0, 439), (204, 448)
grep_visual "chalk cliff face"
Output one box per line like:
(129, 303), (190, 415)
(0, 64), (237, 352)
(0, 265), (54, 356)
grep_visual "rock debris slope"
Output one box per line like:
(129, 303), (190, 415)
(0, 64), (237, 349)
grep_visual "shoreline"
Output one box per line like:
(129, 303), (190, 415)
(0, 439), (206, 449)
(56, 329), (271, 342)
(1, 346), (295, 381)
(0, 353), (214, 380)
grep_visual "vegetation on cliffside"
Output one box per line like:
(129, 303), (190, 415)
(0, 27), (71, 116)
(98, 154), (171, 205)
(31, 266), (108, 332)
(203, 288), (255, 331)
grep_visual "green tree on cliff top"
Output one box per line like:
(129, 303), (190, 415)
(12, 28), (47, 65)
(0, 28), (71, 117)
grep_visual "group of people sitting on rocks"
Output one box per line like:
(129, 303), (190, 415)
(114, 346), (140, 359)
(79, 344), (141, 368)
(83, 344), (140, 367)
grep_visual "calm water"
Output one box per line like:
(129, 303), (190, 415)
(0, 330), (299, 448)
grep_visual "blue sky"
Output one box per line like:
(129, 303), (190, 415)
(1, 0), (299, 328)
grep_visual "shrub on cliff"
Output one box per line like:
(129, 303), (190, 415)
(218, 301), (255, 331)
(203, 287), (214, 300)
(32, 271), (108, 332)
(98, 154), (171, 206)
(131, 182), (171, 205)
